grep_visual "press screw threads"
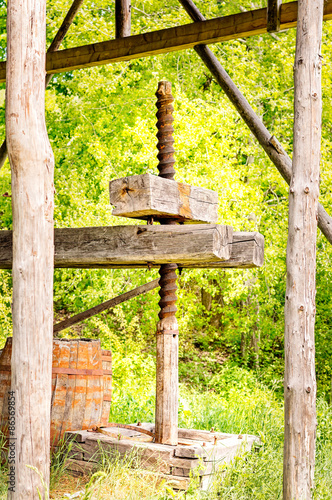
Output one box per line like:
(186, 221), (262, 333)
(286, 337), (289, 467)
(155, 81), (176, 180)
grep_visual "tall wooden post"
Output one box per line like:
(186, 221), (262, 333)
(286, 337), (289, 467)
(6, 0), (54, 497)
(155, 82), (178, 445)
(115, 0), (131, 38)
(283, 1), (323, 499)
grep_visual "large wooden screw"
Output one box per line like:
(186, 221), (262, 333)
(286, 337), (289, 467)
(155, 81), (179, 446)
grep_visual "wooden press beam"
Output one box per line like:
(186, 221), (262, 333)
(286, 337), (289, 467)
(267, 0), (282, 32)
(0, 1), (331, 81)
(0, 226), (263, 269)
(115, 0), (131, 38)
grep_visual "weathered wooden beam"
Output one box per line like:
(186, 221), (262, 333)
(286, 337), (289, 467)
(109, 174), (218, 223)
(0, 0), (85, 171)
(0, 226), (263, 269)
(6, 0), (54, 496)
(115, 0), (131, 38)
(178, 0), (332, 247)
(54, 279), (159, 333)
(267, 0), (282, 32)
(0, 1), (331, 81)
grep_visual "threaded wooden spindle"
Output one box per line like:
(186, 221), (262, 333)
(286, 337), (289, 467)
(155, 81), (179, 446)
(155, 81), (176, 180)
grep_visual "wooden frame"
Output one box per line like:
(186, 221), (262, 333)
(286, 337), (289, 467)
(0, 1), (331, 81)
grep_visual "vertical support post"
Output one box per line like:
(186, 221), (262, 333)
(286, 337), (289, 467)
(6, 0), (54, 497)
(115, 0), (131, 38)
(155, 81), (178, 446)
(283, 1), (323, 499)
(267, 0), (282, 32)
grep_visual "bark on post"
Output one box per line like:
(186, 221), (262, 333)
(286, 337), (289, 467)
(283, 1), (323, 498)
(115, 0), (131, 38)
(6, 0), (54, 497)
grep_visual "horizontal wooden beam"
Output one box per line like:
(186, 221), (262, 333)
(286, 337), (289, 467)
(0, 226), (263, 269)
(109, 174), (218, 223)
(0, 1), (331, 81)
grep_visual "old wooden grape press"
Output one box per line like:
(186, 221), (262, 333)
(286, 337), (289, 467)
(61, 81), (263, 488)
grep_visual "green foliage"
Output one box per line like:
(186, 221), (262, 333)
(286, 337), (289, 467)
(0, 1), (332, 495)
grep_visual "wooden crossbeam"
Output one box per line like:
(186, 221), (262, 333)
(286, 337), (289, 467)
(0, 1), (331, 81)
(0, 226), (263, 269)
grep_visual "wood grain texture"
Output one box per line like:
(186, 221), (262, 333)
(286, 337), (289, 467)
(115, 0), (131, 38)
(0, 227), (264, 269)
(101, 353), (113, 427)
(267, 0), (282, 32)
(178, 0), (332, 247)
(109, 174), (218, 223)
(0, 1), (331, 81)
(6, 0), (55, 496)
(51, 339), (105, 446)
(283, 1), (323, 499)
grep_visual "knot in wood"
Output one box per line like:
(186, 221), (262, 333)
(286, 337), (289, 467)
(155, 80), (175, 180)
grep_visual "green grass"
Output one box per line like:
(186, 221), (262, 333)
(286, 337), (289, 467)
(0, 363), (331, 499)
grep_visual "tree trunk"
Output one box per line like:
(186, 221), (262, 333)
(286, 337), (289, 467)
(6, 0), (54, 497)
(283, 1), (323, 498)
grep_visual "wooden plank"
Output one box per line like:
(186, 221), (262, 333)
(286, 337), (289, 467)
(115, 0), (131, 38)
(0, 1), (331, 82)
(0, 227), (264, 269)
(109, 174), (218, 223)
(83, 436), (176, 462)
(6, 0), (54, 496)
(267, 0), (282, 32)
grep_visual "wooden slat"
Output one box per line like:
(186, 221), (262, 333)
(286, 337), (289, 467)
(0, 227), (263, 269)
(0, 1), (331, 81)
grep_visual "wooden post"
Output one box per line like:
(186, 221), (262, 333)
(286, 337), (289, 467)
(178, 0), (332, 246)
(283, 1), (323, 499)
(0, 0), (84, 171)
(115, 0), (131, 38)
(267, 0), (282, 32)
(155, 82), (178, 446)
(6, 0), (54, 497)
